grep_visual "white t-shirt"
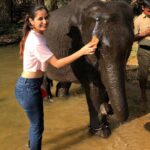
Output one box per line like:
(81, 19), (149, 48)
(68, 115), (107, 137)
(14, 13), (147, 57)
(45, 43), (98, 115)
(23, 30), (53, 72)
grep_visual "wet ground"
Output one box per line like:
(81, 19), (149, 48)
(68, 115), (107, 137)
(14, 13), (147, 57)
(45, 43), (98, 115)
(0, 44), (150, 150)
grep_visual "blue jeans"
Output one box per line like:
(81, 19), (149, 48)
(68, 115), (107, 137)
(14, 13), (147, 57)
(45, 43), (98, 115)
(15, 77), (44, 150)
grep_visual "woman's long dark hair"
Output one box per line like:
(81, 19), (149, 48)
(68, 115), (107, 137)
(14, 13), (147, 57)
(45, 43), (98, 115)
(19, 4), (48, 59)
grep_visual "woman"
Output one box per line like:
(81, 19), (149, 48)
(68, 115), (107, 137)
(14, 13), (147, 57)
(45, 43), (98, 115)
(15, 4), (98, 150)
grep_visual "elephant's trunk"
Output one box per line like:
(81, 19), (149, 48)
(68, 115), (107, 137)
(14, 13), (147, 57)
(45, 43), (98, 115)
(101, 62), (128, 122)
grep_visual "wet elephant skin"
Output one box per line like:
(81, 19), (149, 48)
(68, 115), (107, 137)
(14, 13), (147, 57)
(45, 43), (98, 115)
(45, 0), (134, 137)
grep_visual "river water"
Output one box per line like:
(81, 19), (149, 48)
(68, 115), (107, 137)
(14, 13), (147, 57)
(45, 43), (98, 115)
(0, 44), (150, 150)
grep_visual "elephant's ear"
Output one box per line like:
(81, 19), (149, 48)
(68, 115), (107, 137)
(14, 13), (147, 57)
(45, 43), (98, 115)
(69, 9), (86, 32)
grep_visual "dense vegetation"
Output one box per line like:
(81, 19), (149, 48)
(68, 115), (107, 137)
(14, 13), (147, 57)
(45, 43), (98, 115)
(0, 0), (70, 36)
(0, 0), (142, 38)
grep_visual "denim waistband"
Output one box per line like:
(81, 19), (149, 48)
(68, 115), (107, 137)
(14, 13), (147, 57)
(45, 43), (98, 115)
(18, 76), (43, 84)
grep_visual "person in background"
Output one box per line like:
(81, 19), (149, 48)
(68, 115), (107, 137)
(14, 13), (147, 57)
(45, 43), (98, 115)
(15, 4), (98, 150)
(134, 0), (150, 103)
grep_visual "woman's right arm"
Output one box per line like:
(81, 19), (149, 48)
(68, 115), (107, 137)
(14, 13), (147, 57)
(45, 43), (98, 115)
(48, 41), (97, 69)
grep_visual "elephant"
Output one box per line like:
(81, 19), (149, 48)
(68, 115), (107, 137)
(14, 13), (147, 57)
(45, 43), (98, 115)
(45, 0), (134, 137)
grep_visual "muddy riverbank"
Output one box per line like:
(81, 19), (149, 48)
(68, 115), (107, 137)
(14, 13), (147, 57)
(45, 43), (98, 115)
(0, 44), (150, 150)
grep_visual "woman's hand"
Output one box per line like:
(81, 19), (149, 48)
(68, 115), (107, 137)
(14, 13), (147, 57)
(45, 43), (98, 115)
(80, 41), (98, 55)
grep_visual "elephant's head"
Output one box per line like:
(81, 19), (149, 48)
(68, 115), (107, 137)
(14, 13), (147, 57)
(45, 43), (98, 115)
(69, 1), (134, 122)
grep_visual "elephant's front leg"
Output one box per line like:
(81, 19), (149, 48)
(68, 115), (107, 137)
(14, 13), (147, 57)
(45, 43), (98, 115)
(84, 81), (111, 138)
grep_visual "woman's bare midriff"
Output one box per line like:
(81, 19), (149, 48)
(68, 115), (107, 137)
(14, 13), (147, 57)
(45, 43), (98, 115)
(21, 70), (44, 78)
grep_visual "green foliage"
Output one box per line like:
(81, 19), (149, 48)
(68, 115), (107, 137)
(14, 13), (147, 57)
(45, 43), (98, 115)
(45, 0), (69, 11)
(0, 23), (22, 35)
(57, 0), (68, 5)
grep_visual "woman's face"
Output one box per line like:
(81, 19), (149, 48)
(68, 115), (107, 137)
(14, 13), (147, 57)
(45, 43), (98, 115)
(29, 9), (49, 34)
